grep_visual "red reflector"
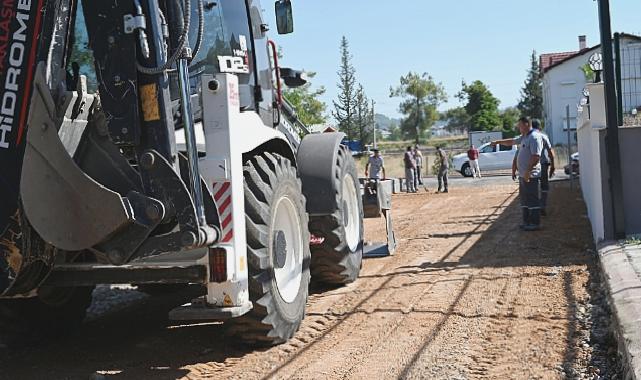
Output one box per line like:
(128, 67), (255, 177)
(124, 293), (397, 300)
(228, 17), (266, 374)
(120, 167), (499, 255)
(310, 234), (325, 245)
(209, 248), (227, 283)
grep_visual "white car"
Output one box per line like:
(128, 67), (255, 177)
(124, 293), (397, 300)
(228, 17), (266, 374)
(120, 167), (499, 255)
(452, 142), (517, 177)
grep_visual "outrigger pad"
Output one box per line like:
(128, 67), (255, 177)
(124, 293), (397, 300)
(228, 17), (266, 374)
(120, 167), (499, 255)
(361, 179), (397, 257)
(20, 65), (132, 251)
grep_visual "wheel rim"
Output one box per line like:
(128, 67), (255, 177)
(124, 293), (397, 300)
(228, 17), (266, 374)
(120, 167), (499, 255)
(464, 165), (472, 177)
(272, 196), (304, 304)
(342, 174), (360, 252)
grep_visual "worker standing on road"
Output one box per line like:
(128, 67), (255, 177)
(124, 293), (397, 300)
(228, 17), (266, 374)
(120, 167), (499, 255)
(365, 149), (386, 180)
(414, 145), (424, 188)
(436, 146), (449, 193)
(494, 117), (544, 230)
(467, 145), (481, 178)
(532, 119), (555, 216)
(404, 146), (417, 193)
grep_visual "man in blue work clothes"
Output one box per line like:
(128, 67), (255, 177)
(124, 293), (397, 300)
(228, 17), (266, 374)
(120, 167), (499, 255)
(532, 119), (555, 216)
(492, 117), (543, 230)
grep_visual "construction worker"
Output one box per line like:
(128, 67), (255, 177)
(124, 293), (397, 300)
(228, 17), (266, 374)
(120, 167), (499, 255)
(403, 146), (417, 193)
(532, 119), (555, 216)
(365, 149), (386, 180)
(414, 145), (424, 188)
(493, 117), (543, 230)
(436, 146), (449, 193)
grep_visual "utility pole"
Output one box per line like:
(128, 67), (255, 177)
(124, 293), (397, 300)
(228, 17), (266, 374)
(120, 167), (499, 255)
(566, 105), (574, 191)
(597, 0), (626, 239)
(372, 99), (377, 149)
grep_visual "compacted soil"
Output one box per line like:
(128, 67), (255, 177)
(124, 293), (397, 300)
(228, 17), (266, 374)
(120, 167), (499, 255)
(0, 179), (619, 379)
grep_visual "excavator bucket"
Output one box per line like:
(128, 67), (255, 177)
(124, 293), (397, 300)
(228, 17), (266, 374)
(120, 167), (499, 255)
(361, 179), (397, 257)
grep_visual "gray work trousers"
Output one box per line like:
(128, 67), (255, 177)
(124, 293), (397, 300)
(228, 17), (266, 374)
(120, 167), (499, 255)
(540, 164), (550, 211)
(519, 177), (541, 226)
(405, 168), (416, 192)
(438, 167), (448, 192)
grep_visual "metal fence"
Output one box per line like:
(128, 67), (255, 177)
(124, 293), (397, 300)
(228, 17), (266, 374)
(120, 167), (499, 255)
(615, 34), (641, 117)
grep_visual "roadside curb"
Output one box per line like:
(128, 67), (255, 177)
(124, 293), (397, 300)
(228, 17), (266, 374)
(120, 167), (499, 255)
(598, 241), (641, 380)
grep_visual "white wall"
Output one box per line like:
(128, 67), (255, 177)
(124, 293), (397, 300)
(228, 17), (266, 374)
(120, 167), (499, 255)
(577, 83), (606, 242)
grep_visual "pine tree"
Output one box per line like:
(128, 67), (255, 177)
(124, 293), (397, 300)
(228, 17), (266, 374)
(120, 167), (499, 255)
(332, 36), (357, 140)
(354, 84), (373, 145)
(517, 50), (543, 119)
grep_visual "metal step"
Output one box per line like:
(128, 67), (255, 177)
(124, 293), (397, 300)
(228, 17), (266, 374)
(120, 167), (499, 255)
(169, 300), (253, 320)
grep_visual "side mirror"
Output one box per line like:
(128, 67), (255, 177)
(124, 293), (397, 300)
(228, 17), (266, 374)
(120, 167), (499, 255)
(275, 0), (294, 34)
(280, 68), (307, 87)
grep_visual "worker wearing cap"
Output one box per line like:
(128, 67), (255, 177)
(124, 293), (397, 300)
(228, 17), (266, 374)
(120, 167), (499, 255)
(532, 119), (555, 216)
(365, 148), (386, 180)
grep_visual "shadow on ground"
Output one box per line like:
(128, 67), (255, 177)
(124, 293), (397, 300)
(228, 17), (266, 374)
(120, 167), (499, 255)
(0, 181), (607, 379)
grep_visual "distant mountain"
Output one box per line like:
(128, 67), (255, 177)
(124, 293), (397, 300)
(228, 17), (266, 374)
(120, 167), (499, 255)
(374, 114), (401, 131)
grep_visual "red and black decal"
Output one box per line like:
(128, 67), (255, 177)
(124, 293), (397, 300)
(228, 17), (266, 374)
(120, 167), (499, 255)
(0, 0), (44, 235)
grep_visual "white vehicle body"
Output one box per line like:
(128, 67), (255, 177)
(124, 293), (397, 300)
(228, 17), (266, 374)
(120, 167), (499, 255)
(453, 142), (517, 177)
(468, 131), (503, 148)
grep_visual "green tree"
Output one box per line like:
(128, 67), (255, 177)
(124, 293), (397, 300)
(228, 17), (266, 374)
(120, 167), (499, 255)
(457, 80), (501, 131)
(332, 36), (357, 140)
(390, 72), (447, 144)
(283, 71), (327, 126)
(517, 50), (543, 119)
(499, 107), (521, 137)
(388, 122), (402, 141)
(354, 84), (374, 145)
(442, 107), (470, 133)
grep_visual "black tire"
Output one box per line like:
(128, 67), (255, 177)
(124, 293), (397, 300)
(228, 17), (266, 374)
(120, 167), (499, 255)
(0, 285), (94, 344)
(309, 145), (364, 285)
(461, 163), (473, 177)
(225, 152), (310, 346)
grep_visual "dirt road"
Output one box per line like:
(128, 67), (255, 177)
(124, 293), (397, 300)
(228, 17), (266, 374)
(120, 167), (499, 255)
(1, 179), (619, 379)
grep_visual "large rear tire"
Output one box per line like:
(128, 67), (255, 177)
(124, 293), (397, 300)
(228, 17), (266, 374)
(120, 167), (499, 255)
(225, 152), (310, 346)
(0, 285), (94, 344)
(309, 145), (364, 285)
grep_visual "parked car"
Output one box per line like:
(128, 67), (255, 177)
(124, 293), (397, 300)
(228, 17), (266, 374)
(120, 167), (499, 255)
(564, 152), (580, 175)
(452, 142), (517, 177)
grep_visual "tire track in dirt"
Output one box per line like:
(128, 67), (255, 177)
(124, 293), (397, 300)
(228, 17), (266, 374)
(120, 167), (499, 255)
(203, 189), (499, 379)
(197, 194), (461, 379)
(251, 190), (519, 379)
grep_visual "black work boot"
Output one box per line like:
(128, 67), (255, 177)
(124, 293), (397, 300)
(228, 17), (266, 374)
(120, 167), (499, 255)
(520, 208), (530, 229)
(527, 209), (541, 230)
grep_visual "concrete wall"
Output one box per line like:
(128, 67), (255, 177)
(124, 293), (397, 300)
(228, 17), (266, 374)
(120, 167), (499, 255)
(578, 83), (607, 242)
(618, 126), (641, 235)
(578, 83), (641, 242)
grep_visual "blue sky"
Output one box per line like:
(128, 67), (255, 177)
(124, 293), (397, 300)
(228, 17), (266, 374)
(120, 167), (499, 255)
(265, 0), (640, 119)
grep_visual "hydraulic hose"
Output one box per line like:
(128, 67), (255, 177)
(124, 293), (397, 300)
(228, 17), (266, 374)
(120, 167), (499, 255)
(190, 0), (204, 62)
(137, 0), (192, 74)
